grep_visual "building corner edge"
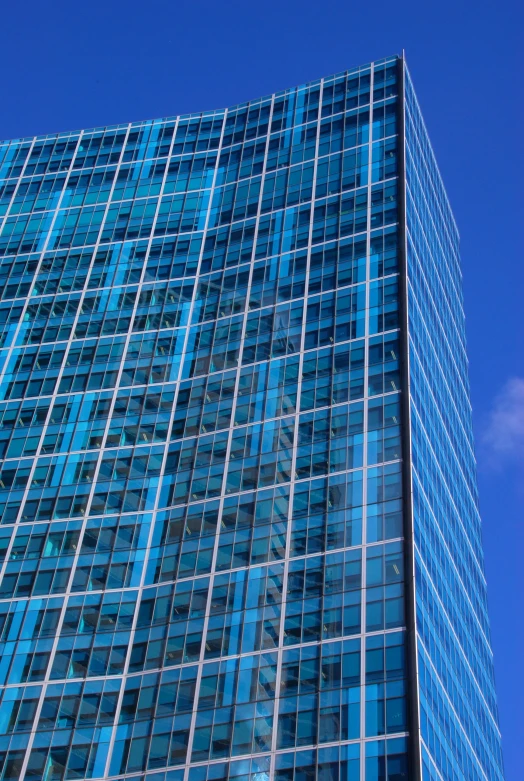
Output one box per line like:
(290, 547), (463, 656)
(397, 52), (423, 781)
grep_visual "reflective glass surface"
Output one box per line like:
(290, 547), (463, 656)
(404, 66), (504, 781)
(0, 55), (502, 781)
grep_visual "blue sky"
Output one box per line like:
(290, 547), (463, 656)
(1, 0), (522, 776)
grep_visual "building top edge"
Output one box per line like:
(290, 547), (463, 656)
(0, 55), (401, 146)
(403, 60), (460, 242)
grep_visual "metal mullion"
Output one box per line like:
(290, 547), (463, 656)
(102, 110), (230, 781)
(0, 359), (397, 487)
(3, 75), (412, 781)
(0, 137), (39, 236)
(359, 61), (375, 776)
(269, 76), (325, 775)
(0, 623), (406, 694)
(411, 534), (496, 724)
(408, 367), (487, 576)
(0, 199), (398, 307)
(7, 124), (135, 531)
(183, 729), (412, 779)
(0, 132), (90, 393)
(17, 119), (182, 781)
(402, 72), (460, 267)
(171, 266), (371, 347)
(0, 204), (398, 312)
(9, 76), (413, 781)
(401, 251), (476, 472)
(14, 165), (154, 772)
(181, 98), (277, 781)
(0, 92), (392, 253)
(0, 129), (100, 580)
(43, 118), (180, 534)
(407, 434), (490, 639)
(0, 125), (133, 590)
(2, 159), (109, 223)
(13, 128), (124, 781)
(413, 622), (492, 781)
(71, 116), (188, 771)
(405, 157), (465, 338)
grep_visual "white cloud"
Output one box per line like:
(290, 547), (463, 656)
(483, 377), (524, 460)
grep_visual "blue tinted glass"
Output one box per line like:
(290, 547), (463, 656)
(0, 54), (501, 781)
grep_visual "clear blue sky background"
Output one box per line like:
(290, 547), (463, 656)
(1, 0), (522, 776)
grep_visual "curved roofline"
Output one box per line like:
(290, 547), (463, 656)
(1, 54), (401, 145)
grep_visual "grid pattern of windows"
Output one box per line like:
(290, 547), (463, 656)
(0, 54), (503, 781)
(404, 67), (504, 781)
(0, 56), (406, 781)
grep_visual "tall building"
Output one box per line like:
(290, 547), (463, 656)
(0, 55), (504, 781)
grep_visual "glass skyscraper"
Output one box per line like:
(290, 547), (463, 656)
(0, 55), (504, 781)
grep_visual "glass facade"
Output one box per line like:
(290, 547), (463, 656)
(403, 70), (504, 781)
(0, 55), (502, 781)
